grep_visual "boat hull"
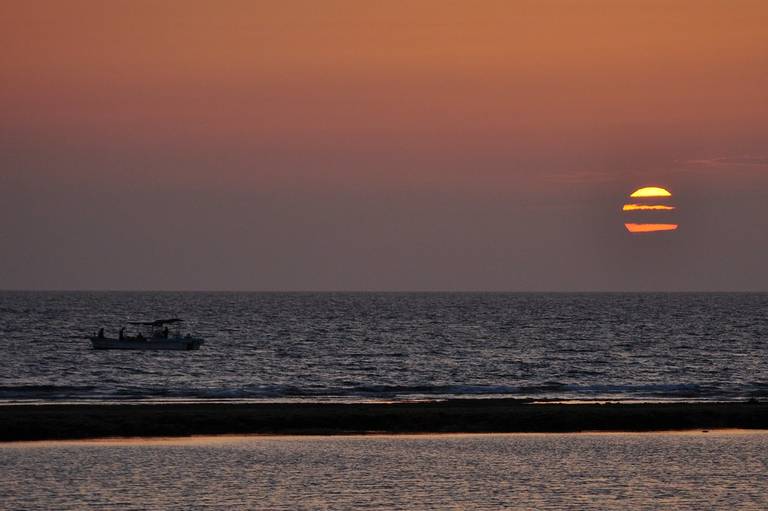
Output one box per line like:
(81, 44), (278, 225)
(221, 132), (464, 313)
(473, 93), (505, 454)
(90, 337), (204, 351)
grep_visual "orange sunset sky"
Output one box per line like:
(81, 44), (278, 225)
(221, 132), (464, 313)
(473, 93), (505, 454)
(1, 1), (767, 290)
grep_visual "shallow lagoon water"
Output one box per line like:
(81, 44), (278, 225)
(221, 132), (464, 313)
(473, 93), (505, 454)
(2, 432), (767, 510)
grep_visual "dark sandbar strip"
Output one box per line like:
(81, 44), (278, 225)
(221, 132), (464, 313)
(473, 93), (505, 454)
(2, 400), (767, 441)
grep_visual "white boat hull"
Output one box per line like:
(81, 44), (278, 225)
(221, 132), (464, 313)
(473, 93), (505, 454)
(90, 337), (204, 351)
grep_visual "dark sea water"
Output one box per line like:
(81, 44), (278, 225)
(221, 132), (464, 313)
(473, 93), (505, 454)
(0, 292), (766, 404)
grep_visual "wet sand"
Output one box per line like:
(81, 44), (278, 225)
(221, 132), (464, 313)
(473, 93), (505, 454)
(1, 399), (766, 441)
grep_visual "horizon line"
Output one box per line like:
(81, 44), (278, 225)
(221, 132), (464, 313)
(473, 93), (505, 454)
(1, 289), (766, 294)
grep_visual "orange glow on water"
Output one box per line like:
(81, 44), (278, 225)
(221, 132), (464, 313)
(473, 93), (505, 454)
(622, 204), (675, 211)
(624, 223), (678, 233)
(630, 187), (672, 198)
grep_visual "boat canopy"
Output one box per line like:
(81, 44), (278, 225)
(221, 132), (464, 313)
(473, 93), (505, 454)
(128, 318), (183, 326)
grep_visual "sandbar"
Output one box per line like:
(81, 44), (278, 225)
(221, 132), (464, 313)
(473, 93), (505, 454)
(1, 399), (766, 442)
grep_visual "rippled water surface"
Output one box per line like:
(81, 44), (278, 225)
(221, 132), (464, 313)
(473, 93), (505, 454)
(1, 292), (767, 402)
(1, 432), (767, 510)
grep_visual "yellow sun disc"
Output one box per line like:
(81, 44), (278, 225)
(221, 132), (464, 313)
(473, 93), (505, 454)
(629, 186), (672, 198)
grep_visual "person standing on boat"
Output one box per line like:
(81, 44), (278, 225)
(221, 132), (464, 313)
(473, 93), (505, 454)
(162, 326), (169, 339)
(97, 328), (105, 338)
(119, 327), (125, 340)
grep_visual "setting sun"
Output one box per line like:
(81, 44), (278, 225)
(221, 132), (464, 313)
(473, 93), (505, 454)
(624, 186), (677, 233)
(630, 187), (672, 198)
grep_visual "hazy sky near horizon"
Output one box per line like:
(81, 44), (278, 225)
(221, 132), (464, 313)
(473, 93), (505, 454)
(2, 0), (767, 291)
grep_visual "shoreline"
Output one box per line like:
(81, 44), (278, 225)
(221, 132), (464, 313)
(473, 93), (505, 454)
(8, 429), (768, 449)
(2, 399), (767, 442)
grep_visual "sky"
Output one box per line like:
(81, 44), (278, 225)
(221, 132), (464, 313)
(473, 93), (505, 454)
(1, 0), (767, 291)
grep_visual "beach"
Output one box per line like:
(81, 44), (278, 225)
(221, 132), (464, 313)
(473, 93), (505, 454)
(2, 399), (766, 441)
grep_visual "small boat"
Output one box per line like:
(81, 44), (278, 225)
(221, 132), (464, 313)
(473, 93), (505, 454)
(90, 318), (204, 351)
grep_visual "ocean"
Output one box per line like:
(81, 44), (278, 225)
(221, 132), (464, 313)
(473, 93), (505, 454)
(0, 292), (766, 404)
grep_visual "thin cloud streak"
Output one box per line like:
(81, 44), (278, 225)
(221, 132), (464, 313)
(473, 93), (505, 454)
(682, 156), (768, 168)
